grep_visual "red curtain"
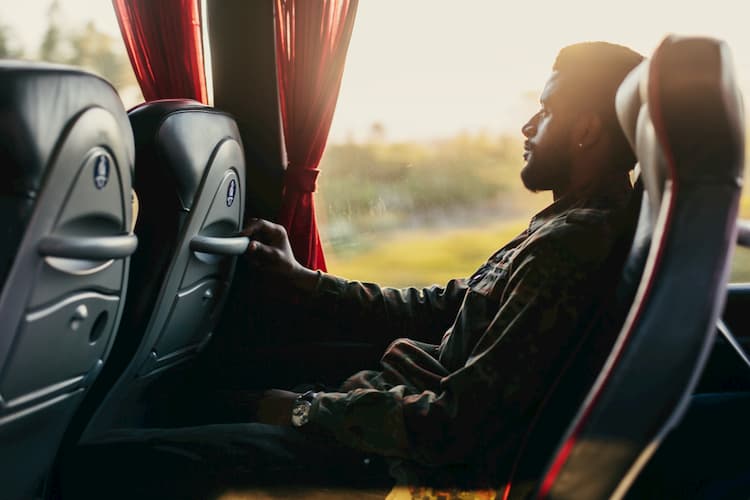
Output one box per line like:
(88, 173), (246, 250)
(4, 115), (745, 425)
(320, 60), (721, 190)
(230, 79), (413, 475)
(274, 0), (359, 271)
(112, 0), (208, 103)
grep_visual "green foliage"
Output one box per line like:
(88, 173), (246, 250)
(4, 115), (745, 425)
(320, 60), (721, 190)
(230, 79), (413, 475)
(318, 132), (530, 250)
(10, 0), (137, 93)
(67, 21), (135, 89)
(320, 130), (750, 286)
(0, 23), (23, 58)
(39, 0), (64, 62)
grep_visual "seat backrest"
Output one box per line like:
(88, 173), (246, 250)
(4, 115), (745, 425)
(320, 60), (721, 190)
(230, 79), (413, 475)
(0, 62), (135, 499)
(75, 100), (247, 438)
(534, 36), (744, 500)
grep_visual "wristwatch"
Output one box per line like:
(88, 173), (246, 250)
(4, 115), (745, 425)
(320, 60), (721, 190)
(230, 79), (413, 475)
(291, 390), (317, 427)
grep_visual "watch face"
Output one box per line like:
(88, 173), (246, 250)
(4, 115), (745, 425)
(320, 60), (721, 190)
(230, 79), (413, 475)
(291, 400), (312, 427)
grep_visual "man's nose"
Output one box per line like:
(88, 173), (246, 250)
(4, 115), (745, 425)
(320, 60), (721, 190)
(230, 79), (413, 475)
(522, 120), (536, 138)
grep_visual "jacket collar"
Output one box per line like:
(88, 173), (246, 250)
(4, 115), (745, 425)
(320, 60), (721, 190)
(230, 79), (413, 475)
(528, 175), (633, 232)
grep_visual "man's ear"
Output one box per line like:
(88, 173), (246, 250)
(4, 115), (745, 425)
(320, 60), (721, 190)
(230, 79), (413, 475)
(571, 112), (603, 150)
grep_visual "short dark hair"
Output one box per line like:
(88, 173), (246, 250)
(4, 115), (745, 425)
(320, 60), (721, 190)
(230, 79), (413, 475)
(553, 42), (644, 169)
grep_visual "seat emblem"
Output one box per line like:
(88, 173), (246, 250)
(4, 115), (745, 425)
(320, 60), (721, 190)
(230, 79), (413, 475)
(226, 179), (237, 207)
(94, 155), (110, 190)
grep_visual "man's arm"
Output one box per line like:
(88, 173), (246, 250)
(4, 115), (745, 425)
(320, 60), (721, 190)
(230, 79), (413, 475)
(299, 235), (612, 465)
(243, 218), (467, 345)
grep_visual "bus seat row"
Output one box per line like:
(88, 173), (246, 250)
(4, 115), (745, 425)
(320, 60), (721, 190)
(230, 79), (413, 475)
(0, 61), (249, 500)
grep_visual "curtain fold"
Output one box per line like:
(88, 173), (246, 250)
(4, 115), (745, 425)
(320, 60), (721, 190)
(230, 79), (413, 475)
(274, 0), (359, 271)
(112, 0), (208, 104)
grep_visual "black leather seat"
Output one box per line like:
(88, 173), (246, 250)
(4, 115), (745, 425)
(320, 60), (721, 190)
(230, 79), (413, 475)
(69, 100), (248, 440)
(503, 36), (745, 499)
(0, 62), (136, 499)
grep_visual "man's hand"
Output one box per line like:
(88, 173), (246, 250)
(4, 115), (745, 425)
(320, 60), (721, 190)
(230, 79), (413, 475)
(241, 219), (319, 291)
(256, 389), (299, 426)
(242, 219), (302, 279)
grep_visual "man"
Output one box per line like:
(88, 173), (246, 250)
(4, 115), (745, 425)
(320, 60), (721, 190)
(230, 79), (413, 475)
(243, 41), (644, 485)
(63, 41), (644, 498)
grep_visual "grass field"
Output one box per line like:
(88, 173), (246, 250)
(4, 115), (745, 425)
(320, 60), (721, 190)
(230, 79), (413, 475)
(325, 220), (528, 287)
(325, 217), (750, 288)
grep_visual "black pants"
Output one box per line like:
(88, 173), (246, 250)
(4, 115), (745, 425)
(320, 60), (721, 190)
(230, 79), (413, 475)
(59, 422), (392, 500)
(60, 392), (750, 499)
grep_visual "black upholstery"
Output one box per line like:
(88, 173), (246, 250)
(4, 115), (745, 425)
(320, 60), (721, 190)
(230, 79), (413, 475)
(0, 62), (135, 499)
(70, 100), (247, 440)
(0, 61), (133, 287)
(533, 36), (744, 499)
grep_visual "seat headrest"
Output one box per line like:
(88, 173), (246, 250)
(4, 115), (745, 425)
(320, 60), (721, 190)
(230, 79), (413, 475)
(616, 35), (745, 220)
(128, 99), (242, 210)
(0, 61), (134, 199)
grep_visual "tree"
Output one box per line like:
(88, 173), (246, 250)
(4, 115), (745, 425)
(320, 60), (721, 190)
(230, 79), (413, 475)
(0, 23), (23, 58)
(39, 0), (65, 62)
(67, 21), (136, 90)
(368, 122), (387, 143)
(34, 0), (138, 100)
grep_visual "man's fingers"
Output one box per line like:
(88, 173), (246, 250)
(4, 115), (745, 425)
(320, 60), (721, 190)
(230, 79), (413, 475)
(245, 240), (276, 260)
(240, 218), (265, 238)
(241, 218), (285, 243)
(241, 218), (273, 238)
(242, 220), (296, 276)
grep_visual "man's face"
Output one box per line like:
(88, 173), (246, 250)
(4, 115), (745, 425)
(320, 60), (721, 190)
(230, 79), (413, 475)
(520, 71), (575, 193)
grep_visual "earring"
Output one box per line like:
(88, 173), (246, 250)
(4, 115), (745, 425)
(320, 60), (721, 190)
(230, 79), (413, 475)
(578, 143), (583, 148)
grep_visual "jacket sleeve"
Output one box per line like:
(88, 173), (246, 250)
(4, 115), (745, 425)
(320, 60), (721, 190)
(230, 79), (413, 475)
(308, 233), (612, 465)
(305, 273), (468, 346)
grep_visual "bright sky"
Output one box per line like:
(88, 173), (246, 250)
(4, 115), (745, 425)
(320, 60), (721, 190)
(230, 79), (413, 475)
(4, 0), (750, 142)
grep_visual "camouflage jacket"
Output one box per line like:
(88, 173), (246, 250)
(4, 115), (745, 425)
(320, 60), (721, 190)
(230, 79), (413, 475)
(306, 184), (633, 485)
